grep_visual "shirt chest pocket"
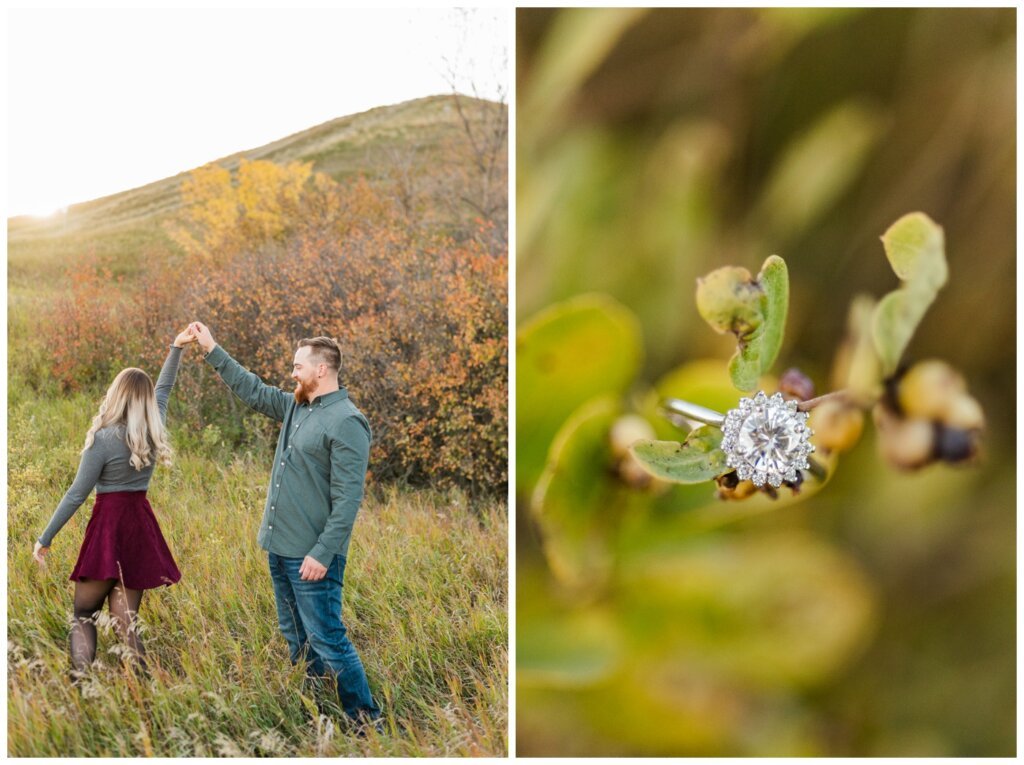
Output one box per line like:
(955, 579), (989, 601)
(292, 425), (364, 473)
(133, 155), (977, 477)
(291, 423), (330, 467)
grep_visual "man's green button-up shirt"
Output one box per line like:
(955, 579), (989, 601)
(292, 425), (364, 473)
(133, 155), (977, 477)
(205, 345), (371, 566)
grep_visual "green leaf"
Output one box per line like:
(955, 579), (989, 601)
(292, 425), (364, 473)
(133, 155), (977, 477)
(532, 396), (634, 590)
(745, 254), (789, 385)
(697, 255), (789, 391)
(517, 294), (642, 495)
(872, 212), (947, 375)
(629, 427), (727, 484)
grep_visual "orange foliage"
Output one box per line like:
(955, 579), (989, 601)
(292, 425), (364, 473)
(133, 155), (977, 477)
(46, 160), (508, 492)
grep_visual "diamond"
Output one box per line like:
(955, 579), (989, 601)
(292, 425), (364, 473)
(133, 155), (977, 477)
(719, 390), (815, 488)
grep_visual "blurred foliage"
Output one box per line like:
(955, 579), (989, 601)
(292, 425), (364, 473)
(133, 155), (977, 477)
(516, 294), (641, 490)
(517, 7), (1014, 757)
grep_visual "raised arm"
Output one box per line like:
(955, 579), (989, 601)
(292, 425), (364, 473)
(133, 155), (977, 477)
(37, 438), (107, 550)
(154, 346), (183, 421)
(191, 321), (290, 423)
(153, 327), (198, 421)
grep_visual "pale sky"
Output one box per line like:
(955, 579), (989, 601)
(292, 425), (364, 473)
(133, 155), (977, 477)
(7, 7), (508, 217)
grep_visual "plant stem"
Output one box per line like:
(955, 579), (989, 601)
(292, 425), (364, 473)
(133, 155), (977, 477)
(796, 390), (851, 412)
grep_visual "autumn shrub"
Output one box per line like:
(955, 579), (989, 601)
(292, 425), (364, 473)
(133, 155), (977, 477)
(42, 160), (508, 493)
(47, 254), (183, 391)
(47, 254), (131, 390)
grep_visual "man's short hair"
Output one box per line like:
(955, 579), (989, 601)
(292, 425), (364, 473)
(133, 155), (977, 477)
(298, 336), (342, 374)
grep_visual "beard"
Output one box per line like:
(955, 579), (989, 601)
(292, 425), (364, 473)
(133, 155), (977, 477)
(293, 377), (318, 404)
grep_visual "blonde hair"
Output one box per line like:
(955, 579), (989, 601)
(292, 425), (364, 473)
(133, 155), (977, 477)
(83, 367), (172, 470)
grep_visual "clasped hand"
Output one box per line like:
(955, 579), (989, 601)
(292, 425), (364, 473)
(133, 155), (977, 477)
(173, 324), (198, 348)
(173, 321), (216, 353)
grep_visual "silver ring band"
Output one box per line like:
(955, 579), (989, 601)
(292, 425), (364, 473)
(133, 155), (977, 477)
(659, 397), (726, 428)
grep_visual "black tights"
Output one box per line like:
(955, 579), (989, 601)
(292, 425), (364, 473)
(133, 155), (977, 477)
(70, 578), (145, 672)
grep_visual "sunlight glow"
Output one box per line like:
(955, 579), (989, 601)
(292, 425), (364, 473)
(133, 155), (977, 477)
(8, 8), (508, 219)
(28, 206), (68, 220)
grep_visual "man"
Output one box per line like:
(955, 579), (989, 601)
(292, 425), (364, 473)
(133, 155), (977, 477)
(189, 321), (381, 728)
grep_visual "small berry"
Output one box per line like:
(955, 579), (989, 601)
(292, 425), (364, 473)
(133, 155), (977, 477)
(808, 399), (864, 454)
(609, 415), (655, 460)
(933, 424), (980, 464)
(874, 404), (935, 470)
(778, 368), (815, 402)
(897, 360), (966, 421)
(943, 392), (985, 431)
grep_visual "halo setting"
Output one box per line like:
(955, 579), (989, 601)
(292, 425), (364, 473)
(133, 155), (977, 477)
(721, 391), (815, 488)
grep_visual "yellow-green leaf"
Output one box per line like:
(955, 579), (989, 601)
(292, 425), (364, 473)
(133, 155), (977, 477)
(872, 212), (947, 375)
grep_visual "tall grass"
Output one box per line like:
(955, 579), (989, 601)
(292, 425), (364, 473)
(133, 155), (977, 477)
(8, 389), (507, 756)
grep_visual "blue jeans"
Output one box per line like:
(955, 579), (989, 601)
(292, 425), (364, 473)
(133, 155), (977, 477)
(268, 552), (380, 721)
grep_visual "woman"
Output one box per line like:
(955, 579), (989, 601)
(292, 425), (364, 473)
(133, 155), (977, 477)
(33, 327), (197, 673)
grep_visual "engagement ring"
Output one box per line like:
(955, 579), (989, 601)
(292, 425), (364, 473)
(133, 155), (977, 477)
(661, 391), (815, 488)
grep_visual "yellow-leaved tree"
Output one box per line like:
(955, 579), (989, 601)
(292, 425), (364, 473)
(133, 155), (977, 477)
(167, 158), (315, 261)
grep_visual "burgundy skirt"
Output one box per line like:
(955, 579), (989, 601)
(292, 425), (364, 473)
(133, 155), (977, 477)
(69, 491), (181, 590)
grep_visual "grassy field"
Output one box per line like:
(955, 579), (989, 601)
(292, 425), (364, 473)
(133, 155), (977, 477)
(8, 387), (508, 756)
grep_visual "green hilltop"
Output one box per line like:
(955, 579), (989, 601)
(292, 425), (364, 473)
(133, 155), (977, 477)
(8, 94), (506, 286)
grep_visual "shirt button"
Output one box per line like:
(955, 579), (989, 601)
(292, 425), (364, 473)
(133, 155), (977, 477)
(268, 525), (273, 530)
(281, 462), (285, 466)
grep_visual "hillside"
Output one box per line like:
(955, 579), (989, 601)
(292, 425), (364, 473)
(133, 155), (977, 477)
(8, 94), (506, 285)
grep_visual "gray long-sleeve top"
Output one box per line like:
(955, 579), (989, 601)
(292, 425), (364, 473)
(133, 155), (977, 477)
(37, 346), (182, 547)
